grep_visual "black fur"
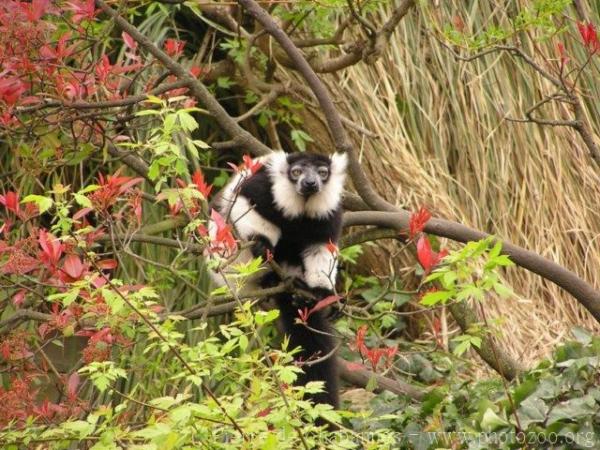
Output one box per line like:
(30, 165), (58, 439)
(236, 155), (342, 408)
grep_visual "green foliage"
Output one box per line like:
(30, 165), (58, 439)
(130, 96), (209, 191)
(347, 330), (600, 450)
(3, 305), (370, 448)
(421, 237), (514, 306)
(443, 0), (571, 50)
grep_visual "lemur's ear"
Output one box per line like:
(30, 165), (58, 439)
(330, 152), (348, 174)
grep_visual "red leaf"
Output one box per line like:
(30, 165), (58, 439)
(241, 154), (263, 175)
(189, 66), (203, 77)
(12, 289), (26, 307)
(416, 235), (436, 272)
(364, 347), (386, 371)
(577, 22), (599, 53)
(556, 42), (569, 69)
(73, 207), (93, 221)
(122, 31), (137, 50)
(29, 0), (49, 21)
(164, 38), (186, 57)
(308, 295), (341, 315)
(325, 239), (338, 255)
(67, 0), (97, 24)
(97, 259), (117, 270)
(191, 170), (213, 198)
(62, 254), (85, 280)
(209, 209), (237, 253)
(416, 236), (447, 274)
(39, 229), (64, 268)
(351, 325), (368, 354)
(65, 372), (80, 401)
(409, 206), (431, 238)
(0, 191), (20, 215)
(117, 177), (144, 195)
(297, 307), (310, 323)
(0, 341), (11, 360)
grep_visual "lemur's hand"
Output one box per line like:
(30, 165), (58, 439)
(250, 235), (274, 260)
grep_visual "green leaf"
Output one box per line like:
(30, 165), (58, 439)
(290, 129), (313, 152)
(60, 420), (95, 438)
(135, 109), (161, 116)
(480, 408), (508, 431)
(22, 194), (53, 213)
(255, 309), (279, 325)
(238, 334), (248, 351)
(73, 193), (92, 208)
(493, 282), (513, 299)
(421, 289), (453, 306)
(177, 111), (199, 132)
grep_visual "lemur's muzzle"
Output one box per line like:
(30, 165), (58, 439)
(300, 178), (319, 196)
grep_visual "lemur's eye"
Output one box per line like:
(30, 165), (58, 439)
(291, 168), (302, 178)
(318, 167), (329, 179)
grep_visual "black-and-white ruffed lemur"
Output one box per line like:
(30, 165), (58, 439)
(209, 151), (347, 408)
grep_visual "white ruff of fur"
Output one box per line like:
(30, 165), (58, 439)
(267, 151), (348, 219)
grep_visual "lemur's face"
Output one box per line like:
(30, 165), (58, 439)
(287, 157), (331, 197)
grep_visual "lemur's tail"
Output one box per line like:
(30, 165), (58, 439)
(275, 295), (339, 408)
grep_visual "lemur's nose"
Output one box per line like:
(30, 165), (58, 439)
(302, 179), (317, 188)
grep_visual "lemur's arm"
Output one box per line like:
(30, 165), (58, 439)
(229, 196), (281, 257)
(300, 244), (338, 295)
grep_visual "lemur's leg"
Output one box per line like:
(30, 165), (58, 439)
(275, 294), (339, 410)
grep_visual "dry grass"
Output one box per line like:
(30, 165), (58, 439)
(314, 1), (600, 364)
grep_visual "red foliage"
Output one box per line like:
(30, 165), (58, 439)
(59, 254), (88, 283)
(0, 191), (20, 215)
(88, 170), (143, 212)
(0, 77), (28, 106)
(325, 239), (338, 255)
(191, 169), (213, 198)
(297, 307), (310, 323)
(556, 42), (569, 70)
(65, 0), (97, 24)
(350, 325), (397, 371)
(242, 154), (263, 175)
(38, 229), (65, 270)
(121, 31), (137, 50)
(0, 373), (85, 427)
(409, 206), (431, 238)
(416, 235), (448, 274)
(229, 154), (264, 175)
(577, 22), (599, 53)
(207, 209), (237, 254)
(164, 38), (186, 57)
(79, 327), (114, 363)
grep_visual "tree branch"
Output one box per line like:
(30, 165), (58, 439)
(344, 211), (600, 323)
(337, 357), (424, 400)
(95, 0), (272, 156)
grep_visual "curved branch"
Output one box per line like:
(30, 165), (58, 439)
(238, 0), (405, 212)
(337, 357), (424, 400)
(344, 211), (600, 323)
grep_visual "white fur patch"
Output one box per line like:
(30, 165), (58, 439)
(268, 151), (306, 218)
(228, 196), (281, 245)
(302, 244), (337, 290)
(267, 151), (347, 219)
